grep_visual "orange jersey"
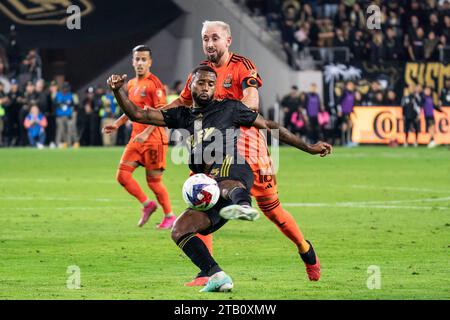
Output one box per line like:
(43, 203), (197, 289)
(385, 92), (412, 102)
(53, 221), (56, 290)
(180, 52), (262, 103)
(127, 73), (168, 145)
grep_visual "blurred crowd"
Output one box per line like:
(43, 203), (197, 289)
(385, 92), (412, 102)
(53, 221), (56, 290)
(242, 0), (450, 67)
(279, 78), (450, 146)
(0, 25), (187, 149)
(0, 76), (184, 149)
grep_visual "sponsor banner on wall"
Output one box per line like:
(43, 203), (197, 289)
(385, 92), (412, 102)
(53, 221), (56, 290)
(404, 63), (450, 104)
(351, 106), (450, 145)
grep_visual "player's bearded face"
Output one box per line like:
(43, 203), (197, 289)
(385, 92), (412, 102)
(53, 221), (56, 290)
(133, 51), (152, 76)
(202, 28), (230, 64)
(191, 72), (216, 107)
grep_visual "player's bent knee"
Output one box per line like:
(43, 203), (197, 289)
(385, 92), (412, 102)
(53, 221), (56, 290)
(171, 210), (196, 242)
(171, 227), (184, 243)
(146, 174), (162, 184)
(218, 180), (245, 199)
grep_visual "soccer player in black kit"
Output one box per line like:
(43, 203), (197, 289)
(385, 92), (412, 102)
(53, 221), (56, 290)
(107, 65), (332, 292)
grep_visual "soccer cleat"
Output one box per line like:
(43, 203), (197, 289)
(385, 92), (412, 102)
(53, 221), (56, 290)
(156, 215), (177, 230)
(302, 240), (320, 281)
(427, 140), (437, 148)
(200, 271), (233, 292)
(137, 201), (157, 227)
(219, 204), (260, 221)
(184, 276), (209, 287)
(305, 257), (321, 281)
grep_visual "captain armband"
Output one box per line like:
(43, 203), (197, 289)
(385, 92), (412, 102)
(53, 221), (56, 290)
(242, 77), (259, 90)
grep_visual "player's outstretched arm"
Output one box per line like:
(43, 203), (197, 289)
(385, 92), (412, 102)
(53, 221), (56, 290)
(252, 114), (332, 157)
(102, 113), (128, 134)
(107, 74), (166, 126)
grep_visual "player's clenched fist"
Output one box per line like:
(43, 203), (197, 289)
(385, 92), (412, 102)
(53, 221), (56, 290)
(102, 124), (118, 134)
(107, 74), (127, 91)
(308, 142), (332, 157)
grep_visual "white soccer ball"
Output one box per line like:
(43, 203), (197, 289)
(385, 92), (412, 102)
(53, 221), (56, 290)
(182, 173), (220, 211)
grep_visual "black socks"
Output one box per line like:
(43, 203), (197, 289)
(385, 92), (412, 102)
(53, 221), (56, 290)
(300, 240), (317, 265)
(177, 233), (222, 277)
(229, 187), (251, 206)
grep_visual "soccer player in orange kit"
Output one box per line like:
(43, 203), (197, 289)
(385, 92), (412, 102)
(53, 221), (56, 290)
(165, 21), (322, 285)
(103, 45), (175, 229)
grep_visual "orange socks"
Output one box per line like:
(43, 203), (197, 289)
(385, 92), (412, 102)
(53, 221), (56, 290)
(257, 196), (309, 253)
(147, 175), (172, 215)
(196, 233), (213, 256)
(116, 164), (148, 204)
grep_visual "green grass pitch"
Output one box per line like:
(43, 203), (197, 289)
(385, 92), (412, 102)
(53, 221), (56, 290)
(0, 146), (449, 300)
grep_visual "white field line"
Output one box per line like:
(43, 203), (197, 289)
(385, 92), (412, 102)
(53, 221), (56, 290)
(1, 201), (448, 212)
(0, 196), (131, 202)
(339, 197), (450, 205)
(0, 196), (181, 204)
(350, 185), (450, 194)
(3, 206), (132, 211)
(0, 178), (115, 184)
(283, 203), (449, 211)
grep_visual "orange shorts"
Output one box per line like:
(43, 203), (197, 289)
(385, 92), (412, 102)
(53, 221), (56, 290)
(237, 127), (278, 198)
(248, 158), (278, 198)
(120, 142), (168, 170)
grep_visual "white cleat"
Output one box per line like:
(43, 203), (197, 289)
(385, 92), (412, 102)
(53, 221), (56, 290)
(219, 204), (260, 221)
(200, 271), (233, 293)
(427, 140), (437, 148)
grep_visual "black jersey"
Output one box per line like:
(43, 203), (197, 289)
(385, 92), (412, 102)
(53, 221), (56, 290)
(401, 94), (420, 119)
(162, 99), (258, 174)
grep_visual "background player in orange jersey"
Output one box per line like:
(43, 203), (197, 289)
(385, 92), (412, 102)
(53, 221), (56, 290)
(103, 45), (175, 229)
(165, 21), (323, 286)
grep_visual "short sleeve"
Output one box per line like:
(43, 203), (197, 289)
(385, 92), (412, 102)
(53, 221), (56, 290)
(237, 59), (263, 90)
(161, 107), (187, 129)
(232, 101), (258, 127)
(179, 73), (193, 105)
(147, 81), (167, 108)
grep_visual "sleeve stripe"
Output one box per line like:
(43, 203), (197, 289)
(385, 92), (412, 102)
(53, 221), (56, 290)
(233, 54), (256, 70)
(233, 57), (252, 71)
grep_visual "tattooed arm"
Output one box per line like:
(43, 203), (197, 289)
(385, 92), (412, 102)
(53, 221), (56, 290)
(107, 74), (166, 126)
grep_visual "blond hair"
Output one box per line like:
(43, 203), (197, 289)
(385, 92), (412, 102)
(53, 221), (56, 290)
(201, 20), (231, 37)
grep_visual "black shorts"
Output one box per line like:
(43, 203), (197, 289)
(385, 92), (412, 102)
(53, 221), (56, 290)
(207, 155), (254, 191)
(404, 118), (419, 133)
(425, 116), (435, 131)
(339, 114), (351, 126)
(198, 155), (254, 235)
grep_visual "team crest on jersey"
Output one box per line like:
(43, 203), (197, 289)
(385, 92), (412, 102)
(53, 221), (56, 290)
(209, 168), (220, 178)
(223, 74), (233, 88)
